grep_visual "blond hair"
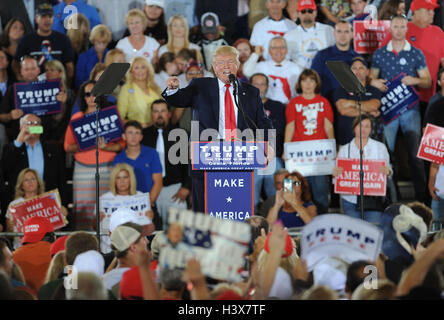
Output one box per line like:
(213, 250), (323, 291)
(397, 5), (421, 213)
(128, 56), (161, 95)
(14, 168), (45, 199)
(44, 59), (67, 90)
(104, 48), (126, 67)
(89, 63), (107, 81)
(301, 285), (339, 300)
(89, 24), (112, 44)
(109, 163), (137, 196)
(212, 45), (240, 66)
(166, 15), (190, 53)
(66, 13), (90, 54)
(125, 8), (148, 30)
(45, 251), (67, 284)
(351, 279), (397, 300)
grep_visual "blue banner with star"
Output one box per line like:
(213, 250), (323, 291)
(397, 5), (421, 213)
(205, 171), (254, 222)
(380, 73), (419, 125)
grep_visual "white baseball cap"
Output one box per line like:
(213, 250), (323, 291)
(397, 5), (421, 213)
(145, 0), (164, 8)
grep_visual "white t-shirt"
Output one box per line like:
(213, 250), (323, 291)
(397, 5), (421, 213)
(435, 165), (444, 199)
(116, 36), (160, 63)
(243, 53), (302, 104)
(284, 22), (335, 70)
(250, 16), (297, 61)
(337, 138), (392, 204)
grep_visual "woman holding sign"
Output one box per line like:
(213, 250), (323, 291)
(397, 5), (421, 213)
(332, 114), (392, 226)
(6, 168), (68, 249)
(284, 69), (334, 214)
(96, 163), (154, 253)
(64, 80), (125, 230)
(267, 171), (317, 228)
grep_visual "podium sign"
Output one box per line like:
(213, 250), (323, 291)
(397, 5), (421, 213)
(191, 141), (267, 171)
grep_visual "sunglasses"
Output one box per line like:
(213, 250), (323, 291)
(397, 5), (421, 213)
(85, 92), (93, 97)
(300, 9), (315, 14)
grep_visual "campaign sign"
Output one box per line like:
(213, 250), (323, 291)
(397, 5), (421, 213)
(417, 124), (444, 165)
(301, 214), (383, 270)
(69, 106), (123, 151)
(334, 158), (387, 196)
(14, 79), (62, 116)
(284, 139), (336, 176)
(191, 141), (267, 171)
(380, 73), (420, 125)
(99, 193), (151, 231)
(158, 208), (251, 282)
(8, 189), (66, 232)
(353, 20), (390, 54)
(205, 171), (253, 222)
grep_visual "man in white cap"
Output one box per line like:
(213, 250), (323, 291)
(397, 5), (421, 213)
(104, 222), (150, 296)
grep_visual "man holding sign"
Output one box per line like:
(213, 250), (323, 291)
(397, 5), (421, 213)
(370, 14), (431, 203)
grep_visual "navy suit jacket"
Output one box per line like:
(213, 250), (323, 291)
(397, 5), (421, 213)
(162, 77), (273, 180)
(162, 77), (273, 139)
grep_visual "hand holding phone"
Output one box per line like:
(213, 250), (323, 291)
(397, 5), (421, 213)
(283, 178), (293, 193)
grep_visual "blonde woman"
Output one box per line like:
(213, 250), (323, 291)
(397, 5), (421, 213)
(117, 56), (162, 127)
(104, 48), (127, 67)
(66, 13), (91, 58)
(116, 9), (160, 64)
(97, 163), (153, 253)
(44, 60), (75, 143)
(6, 168), (67, 249)
(44, 251), (66, 284)
(75, 24), (112, 88)
(158, 15), (203, 64)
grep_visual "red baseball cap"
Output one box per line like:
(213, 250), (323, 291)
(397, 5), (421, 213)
(298, 0), (317, 11)
(411, 0), (439, 11)
(22, 216), (54, 244)
(120, 266), (143, 300)
(264, 232), (294, 258)
(50, 235), (69, 256)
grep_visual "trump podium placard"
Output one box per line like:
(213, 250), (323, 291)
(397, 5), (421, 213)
(301, 214), (383, 270)
(69, 106), (123, 151)
(284, 139), (336, 176)
(8, 189), (66, 232)
(14, 79), (62, 116)
(158, 208), (251, 282)
(334, 158), (387, 196)
(417, 124), (444, 165)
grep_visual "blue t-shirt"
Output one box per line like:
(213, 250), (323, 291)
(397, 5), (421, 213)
(277, 202), (314, 228)
(75, 47), (108, 88)
(113, 145), (162, 193)
(311, 45), (361, 100)
(52, 0), (102, 34)
(371, 41), (428, 82)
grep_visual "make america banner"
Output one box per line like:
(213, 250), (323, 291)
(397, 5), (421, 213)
(417, 123), (444, 165)
(14, 79), (62, 116)
(353, 20), (390, 54)
(334, 158), (387, 196)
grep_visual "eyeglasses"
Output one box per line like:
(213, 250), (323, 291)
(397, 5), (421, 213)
(25, 121), (40, 125)
(292, 181), (302, 186)
(300, 9), (315, 14)
(85, 92), (93, 97)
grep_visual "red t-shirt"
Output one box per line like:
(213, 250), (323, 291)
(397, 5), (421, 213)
(381, 23), (444, 102)
(285, 95), (334, 141)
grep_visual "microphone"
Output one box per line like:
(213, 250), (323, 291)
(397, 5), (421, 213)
(228, 73), (236, 84)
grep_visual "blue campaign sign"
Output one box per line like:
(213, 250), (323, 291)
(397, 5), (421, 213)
(69, 106), (123, 151)
(380, 73), (419, 125)
(14, 79), (62, 116)
(205, 171), (254, 222)
(191, 141), (267, 171)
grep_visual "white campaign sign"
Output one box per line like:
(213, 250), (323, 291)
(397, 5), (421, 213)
(158, 208), (251, 282)
(284, 139), (336, 176)
(301, 214), (383, 270)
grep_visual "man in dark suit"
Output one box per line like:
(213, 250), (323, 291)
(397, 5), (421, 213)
(2, 113), (67, 211)
(163, 45), (274, 213)
(142, 99), (191, 230)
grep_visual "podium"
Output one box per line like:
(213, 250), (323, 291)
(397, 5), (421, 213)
(191, 140), (268, 222)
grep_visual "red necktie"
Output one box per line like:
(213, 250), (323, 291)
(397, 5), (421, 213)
(224, 84), (237, 141)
